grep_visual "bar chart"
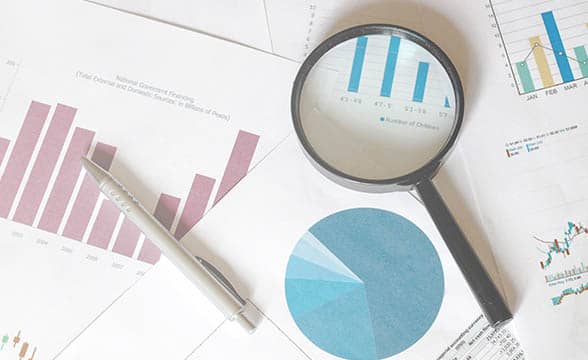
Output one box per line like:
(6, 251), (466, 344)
(0, 100), (259, 265)
(340, 35), (453, 108)
(489, 0), (588, 94)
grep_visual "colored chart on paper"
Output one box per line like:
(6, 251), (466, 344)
(0, 100), (258, 265)
(489, 0), (588, 94)
(322, 34), (455, 110)
(285, 208), (444, 360)
(535, 221), (588, 269)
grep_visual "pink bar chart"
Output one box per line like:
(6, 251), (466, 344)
(0, 101), (50, 218)
(0, 100), (260, 265)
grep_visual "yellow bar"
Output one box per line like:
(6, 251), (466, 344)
(529, 36), (554, 87)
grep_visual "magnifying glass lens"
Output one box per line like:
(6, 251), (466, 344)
(299, 34), (458, 180)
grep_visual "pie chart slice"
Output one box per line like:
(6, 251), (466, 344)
(296, 285), (377, 360)
(287, 256), (362, 284)
(285, 208), (444, 360)
(292, 231), (362, 282)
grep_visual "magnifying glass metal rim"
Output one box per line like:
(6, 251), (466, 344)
(291, 23), (465, 192)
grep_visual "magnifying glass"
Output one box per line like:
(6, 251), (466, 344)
(291, 24), (512, 328)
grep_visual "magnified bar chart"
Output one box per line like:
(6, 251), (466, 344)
(0, 100), (259, 265)
(335, 34), (453, 108)
(489, 0), (588, 94)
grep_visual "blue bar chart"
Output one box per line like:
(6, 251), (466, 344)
(337, 34), (453, 108)
(489, 0), (588, 95)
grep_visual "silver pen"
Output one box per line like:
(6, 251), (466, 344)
(81, 157), (255, 333)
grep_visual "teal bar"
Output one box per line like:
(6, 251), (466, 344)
(574, 46), (588, 78)
(348, 37), (368, 93)
(516, 61), (535, 93)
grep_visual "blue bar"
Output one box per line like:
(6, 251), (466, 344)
(380, 36), (401, 97)
(412, 62), (429, 103)
(541, 11), (574, 83)
(348, 37), (368, 93)
(444, 96), (450, 108)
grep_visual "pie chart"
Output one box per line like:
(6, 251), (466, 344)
(285, 208), (444, 359)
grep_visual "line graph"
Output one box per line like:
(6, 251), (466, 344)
(535, 221), (588, 269)
(551, 281), (588, 305)
(489, 0), (588, 94)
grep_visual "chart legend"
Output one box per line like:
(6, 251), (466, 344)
(489, 0), (588, 94)
(0, 100), (259, 265)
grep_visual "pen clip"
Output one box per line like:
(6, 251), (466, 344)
(194, 256), (246, 307)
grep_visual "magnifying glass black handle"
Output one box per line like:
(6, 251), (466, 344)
(416, 178), (512, 328)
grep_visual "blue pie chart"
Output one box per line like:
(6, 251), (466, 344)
(285, 208), (444, 359)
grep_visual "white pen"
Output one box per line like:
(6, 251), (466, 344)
(80, 157), (255, 333)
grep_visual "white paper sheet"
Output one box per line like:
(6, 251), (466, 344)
(0, 1), (297, 358)
(92, 0), (272, 51)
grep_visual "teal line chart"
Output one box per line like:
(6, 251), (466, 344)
(284, 208), (444, 360)
(535, 221), (588, 269)
(552, 281), (588, 306)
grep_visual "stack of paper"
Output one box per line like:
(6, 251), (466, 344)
(8, 0), (587, 358)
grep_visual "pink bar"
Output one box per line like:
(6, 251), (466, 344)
(137, 239), (160, 265)
(174, 175), (215, 240)
(153, 194), (181, 229)
(112, 218), (141, 257)
(13, 104), (76, 225)
(138, 194), (180, 264)
(91, 142), (117, 170)
(87, 200), (120, 249)
(38, 127), (95, 233)
(213, 130), (259, 205)
(0, 101), (50, 218)
(62, 143), (116, 240)
(0, 137), (10, 165)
